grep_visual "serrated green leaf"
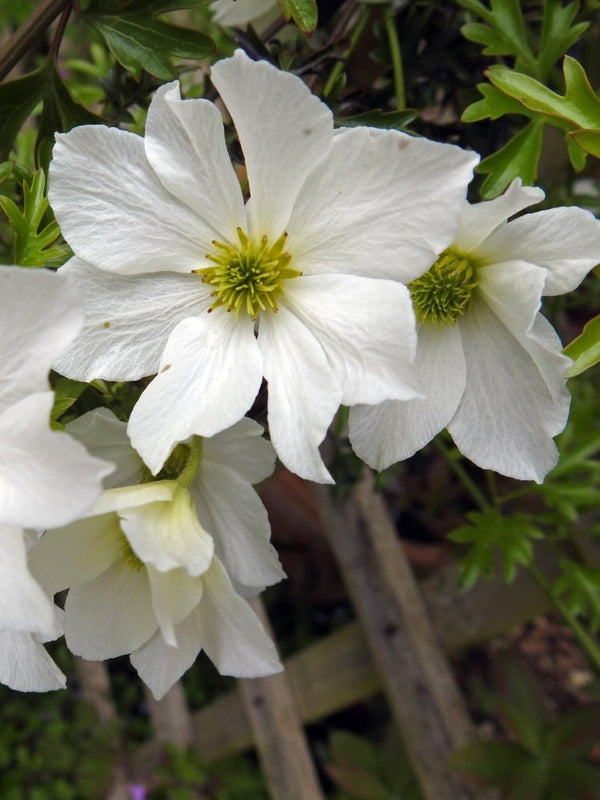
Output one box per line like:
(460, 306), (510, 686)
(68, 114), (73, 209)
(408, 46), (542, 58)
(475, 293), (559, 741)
(86, 12), (214, 80)
(279, 0), (318, 34)
(0, 170), (64, 266)
(457, 0), (535, 70)
(564, 315), (600, 377)
(477, 119), (544, 198)
(335, 108), (416, 130)
(537, 1), (589, 81)
(51, 377), (89, 423)
(570, 129), (600, 160)
(0, 69), (45, 161)
(487, 57), (600, 131)
(555, 559), (600, 633)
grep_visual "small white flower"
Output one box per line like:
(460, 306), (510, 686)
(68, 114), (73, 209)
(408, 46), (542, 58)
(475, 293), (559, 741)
(349, 180), (600, 482)
(49, 50), (477, 483)
(0, 266), (112, 691)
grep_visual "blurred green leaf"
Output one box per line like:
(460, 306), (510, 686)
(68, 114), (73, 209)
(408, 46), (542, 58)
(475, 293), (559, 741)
(564, 315), (600, 377)
(449, 510), (543, 588)
(554, 559), (600, 633)
(84, 7), (214, 80)
(451, 740), (534, 785)
(0, 70), (45, 162)
(279, 0), (318, 34)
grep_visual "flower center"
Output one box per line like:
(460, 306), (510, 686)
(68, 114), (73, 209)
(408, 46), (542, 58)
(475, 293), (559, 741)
(196, 227), (302, 320)
(409, 249), (477, 325)
(118, 531), (144, 571)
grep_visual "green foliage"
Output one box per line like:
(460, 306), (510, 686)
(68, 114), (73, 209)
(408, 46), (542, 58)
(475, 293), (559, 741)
(279, 0), (318, 34)
(0, 683), (117, 800)
(82, 1), (214, 80)
(51, 377), (89, 427)
(554, 559), (600, 634)
(451, 658), (600, 799)
(448, 510), (543, 589)
(0, 170), (64, 266)
(334, 108), (417, 130)
(325, 728), (422, 800)
(564, 314), (600, 377)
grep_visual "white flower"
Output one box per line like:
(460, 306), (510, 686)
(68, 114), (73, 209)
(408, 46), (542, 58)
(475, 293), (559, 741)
(349, 180), (600, 482)
(0, 266), (112, 691)
(211, 0), (280, 30)
(67, 408), (284, 593)
(49, 50), (478, 483)
(30, 478), (282, 699)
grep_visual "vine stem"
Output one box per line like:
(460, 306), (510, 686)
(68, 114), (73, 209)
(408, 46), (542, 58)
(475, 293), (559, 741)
(0, 0), (72, 81)
(178, 436), (204, 489)
(323, 3), (372, 99)
(528, 563), (600, 675)
(383, 4), (405, 110)
(434, 437), (490, 511)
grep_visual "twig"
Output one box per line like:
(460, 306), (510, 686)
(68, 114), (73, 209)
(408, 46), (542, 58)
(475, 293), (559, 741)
(0, 0), (71, 81)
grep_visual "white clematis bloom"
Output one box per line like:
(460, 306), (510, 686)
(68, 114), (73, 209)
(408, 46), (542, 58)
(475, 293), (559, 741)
(0, 267), (112, 691)
(30, 409), (283, 697)
(349, 180), (600, 482)
(49, 49), (478, 483)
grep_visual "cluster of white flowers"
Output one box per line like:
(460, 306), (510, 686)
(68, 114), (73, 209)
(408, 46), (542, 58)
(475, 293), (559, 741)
(3, 50), (600, 696)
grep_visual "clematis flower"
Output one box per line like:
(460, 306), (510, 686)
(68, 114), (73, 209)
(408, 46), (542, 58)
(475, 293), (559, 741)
(349, 180), (600, 482)
(49, 49), (478, 483)
(66, 408), (284, 593)
(30, 476), (282, 699)
(0, 266), (112, 690)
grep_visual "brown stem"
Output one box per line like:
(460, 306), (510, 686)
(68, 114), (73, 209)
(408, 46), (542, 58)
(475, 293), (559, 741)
(0, 0), (71, 82)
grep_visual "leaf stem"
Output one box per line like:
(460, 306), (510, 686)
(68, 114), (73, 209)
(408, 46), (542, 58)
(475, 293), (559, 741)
(528, 563), (600, 675)
(323, 4), (372, 99)
(383, 4), (405, 110)
(178, 436), (204, 489)
(0, 0), (72, 81)
(434, 437), (490, 511)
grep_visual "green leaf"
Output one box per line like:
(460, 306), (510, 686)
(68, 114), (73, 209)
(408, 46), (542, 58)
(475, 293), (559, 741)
(570, 128), (600, 159)
(449, 510), (543, 588)
(537, 1), (589, 82)
(329, 731), (380, 775)
(278, 0), (318, 34)
(0, 69), (45, 161)
(85, 11), (214, 80)
(477, 119), (544, 198)
(51, 378), (89, 425)
(335, 108), (417, 130)
(544, 704), (600, 758)
(0, 170), (64, 266)
(564, 315), (600, 377)
(487, 57), (600, 131)
(324, 763), (389, 800)
(462, 82), (533, 122)
(554, 559), (600, 633)
(457, 0), (535, 70)
(450, 740), (533, 787)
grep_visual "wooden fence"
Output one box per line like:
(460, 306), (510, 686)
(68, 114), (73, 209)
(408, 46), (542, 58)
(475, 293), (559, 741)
(78, 470), (562, 800)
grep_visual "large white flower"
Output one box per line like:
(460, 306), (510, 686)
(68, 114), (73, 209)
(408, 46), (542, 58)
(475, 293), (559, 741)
(49, 50), (478, 483)
(29, 477), (282, 699)
(0, 267), (112, 690)
(349, 180), (600, 482)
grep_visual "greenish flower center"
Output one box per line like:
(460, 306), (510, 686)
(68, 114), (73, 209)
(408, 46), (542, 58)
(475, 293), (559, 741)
(196, 228), (302, 320)
(409, 249), (478, 325)
(118, 531), (144, 572)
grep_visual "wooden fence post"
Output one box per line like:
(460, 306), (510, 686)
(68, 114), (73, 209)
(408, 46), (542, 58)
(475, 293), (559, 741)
(314, 471), (482, 800)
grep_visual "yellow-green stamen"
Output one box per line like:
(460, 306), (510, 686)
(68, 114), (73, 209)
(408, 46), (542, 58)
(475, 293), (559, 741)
(196, 228), (302, 320)
(118, 531), (144, 571)
(409, 249), (477, 325)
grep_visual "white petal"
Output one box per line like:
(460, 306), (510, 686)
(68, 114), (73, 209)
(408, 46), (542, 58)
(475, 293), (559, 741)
(0, 266), (81, 411)
(119, 484), (214, 576)
(50, 125), (212, 274)
(29, 514), (123, 595)
(67, 408), (143, 489)
(192, 462), (284, 591)
(0, 524), (57, 636)
(130, 620), (201, 701)
(202, 417), (275, 484)
(349, 322), (466, 469)
(146, 565), (204, 647)
(258, 305), (341, 482)
(284, 275), (421, 406)
(0, 392), (112, 529)
(448, 299), (569, 482)
(210, 50), (333, 240)
(478, 207), (600, 295)
(287, 127), (478, 282)
(0, 630), (65, 692)
(145, 82), (245, 237)
(212, 0), (278, 27)
(455, 178), (544, 255)
(193, 558), (282, 677)
(128, 312), (262, 474)
(65, 560), (156, 659)
(54, 258), (209, 381)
